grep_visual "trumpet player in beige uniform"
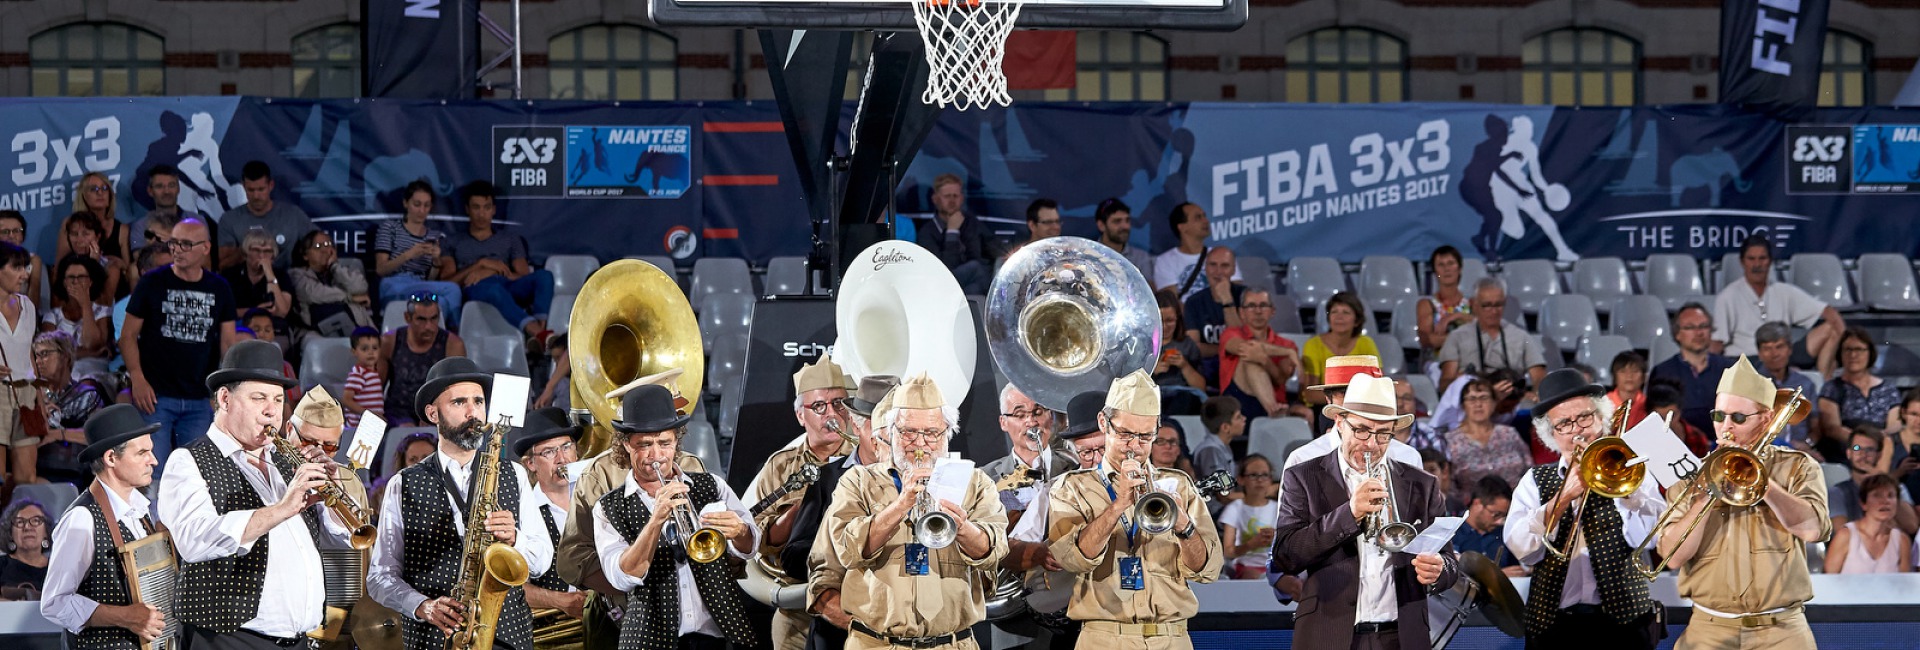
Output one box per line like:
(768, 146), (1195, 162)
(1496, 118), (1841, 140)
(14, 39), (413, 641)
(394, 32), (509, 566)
(748, 360), (854, 650)
(1657, 356), (1830, 650)
(1047, 370), (1222, 650)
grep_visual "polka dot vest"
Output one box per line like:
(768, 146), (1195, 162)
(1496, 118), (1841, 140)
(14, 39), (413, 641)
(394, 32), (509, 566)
(397, 455), (534, 650)
(1524, 463), (1654, 636)
(70, 493), (140, 650)
(598, 472), (759, 650)
(177, 440), (323, 634)
(528, 504), (569, 592)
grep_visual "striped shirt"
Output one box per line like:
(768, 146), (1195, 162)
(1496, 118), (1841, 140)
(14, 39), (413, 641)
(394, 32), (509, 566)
(373, 220), (440, 278)
(344, 364), (384, 427)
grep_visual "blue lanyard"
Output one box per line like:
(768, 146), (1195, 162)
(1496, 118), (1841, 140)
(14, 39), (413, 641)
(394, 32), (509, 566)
(1099, 470), (1140, 551)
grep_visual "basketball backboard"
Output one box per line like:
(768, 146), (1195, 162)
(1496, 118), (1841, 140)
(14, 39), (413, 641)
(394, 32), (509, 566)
(648, 0), (1248, 31)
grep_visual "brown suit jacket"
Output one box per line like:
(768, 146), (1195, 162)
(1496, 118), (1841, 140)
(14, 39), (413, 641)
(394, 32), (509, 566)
(1271, 451), (1459, 650)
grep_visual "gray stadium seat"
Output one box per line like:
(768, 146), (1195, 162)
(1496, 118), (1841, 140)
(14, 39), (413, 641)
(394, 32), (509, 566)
(1285, 257), (1346, 309)
(1788, 253), (1856, 311)
(1572, 257), (1634, 314)
(699, 292), (755, 349)
(1238, 255), (1276, 295)
(1576, 335), (1634, 385)
(1499, 259), (1561, 314)
(1645, 254), (1706, 311)
(299, 337), (355, 393)
(1608, 295), (1671, 351)
(1391, 297), (1421, 354)
(1667, 293), (1711, 315)
(382, 299), (444, 333)
(706, 334), (750, 398)
(1458, 258), (1490, 294)
(691, 257), (752, 312)
(1268, 293), (1305, 334)
(378, 426), (439, 477)
(765, 256), (811, 296)
(1504, 295), (1524, 326)
(545, 254), (601, 296)
(337, 257), (367, 278)
(1405, 374), (1439, 415)
(1538, 294), (1599, 353)
(1371, 333), (1405, 376)
(549, 294), (576, 334)
(14, 483), (79, 521)
(1648, 330), (1680, 366)
(683, 420), (726, 482)
(1171, 415), (1206, 454)
(1856, 253), (1920, 312)
(1247, 417), (1313, 465)
(1360, 255), (1419, 316)
(469, 334), (530, 377)
(459, 301), (517, 340)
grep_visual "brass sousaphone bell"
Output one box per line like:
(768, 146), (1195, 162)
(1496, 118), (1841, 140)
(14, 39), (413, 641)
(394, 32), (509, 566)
(568, 260), (705, 455)
(985, 236), (1161, 412)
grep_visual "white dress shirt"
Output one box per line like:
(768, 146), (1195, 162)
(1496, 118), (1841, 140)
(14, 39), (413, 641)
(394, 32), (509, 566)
(528, 488), (578, 593)
(42, 487), (152, 634)
(154, 425), (341, 638)
(1504, 461), (1666, 609)
(1333, 451), (1398, 623)
(367, 450), (556, 619)
(592, 471), (758, 638)
(1007, 472), (1070, 613)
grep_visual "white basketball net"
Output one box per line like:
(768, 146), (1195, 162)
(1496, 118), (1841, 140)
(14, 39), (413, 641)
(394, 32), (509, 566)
(912, 0), (1025, 110)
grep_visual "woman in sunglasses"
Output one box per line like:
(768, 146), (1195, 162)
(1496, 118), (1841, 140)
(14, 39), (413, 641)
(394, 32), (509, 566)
(57, 172), (130, 273)
(289, 229), (373, 337)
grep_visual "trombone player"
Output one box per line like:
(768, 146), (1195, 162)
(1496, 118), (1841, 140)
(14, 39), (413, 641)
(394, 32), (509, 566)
(1048, 371), (1222, 650)
(1656, 357), (1829, 650)
(748, 360), (854, 650)
(1504, 369), (1665, 649)
(824, 372), (1007, 650)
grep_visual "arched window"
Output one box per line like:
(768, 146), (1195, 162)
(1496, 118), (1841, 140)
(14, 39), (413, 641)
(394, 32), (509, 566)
(1284, 28), (1407, 103)
(1819, 30), (1872, 107)
(1043, 32), (1167, 101)
(549, 25), (677, 100)
(30, 23), (165, 97)
(293, 24), (361, 98)
(1522, 28), (1640, 106)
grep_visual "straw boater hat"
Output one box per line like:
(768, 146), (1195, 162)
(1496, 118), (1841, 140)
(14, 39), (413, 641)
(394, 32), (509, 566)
(1717, 356), (1777, 410)
(1320, 374), (1412, 430)
(847, 375), (902, 418)
(1304, 355), (1382, 405)
(793, 359), (855, 395)
(1104, 370), (1161, 417)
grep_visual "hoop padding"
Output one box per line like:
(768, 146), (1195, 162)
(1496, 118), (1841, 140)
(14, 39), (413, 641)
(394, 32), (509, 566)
(912, 0), (1025, 109)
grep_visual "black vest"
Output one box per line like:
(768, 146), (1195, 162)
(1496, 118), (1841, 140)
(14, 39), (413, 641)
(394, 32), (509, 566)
(397, 455), (533, 650)
(529, 502), (569, 592)
(598, 472), (759, 650)
(1524, 463), (1654, 635)
(175, 439), (322, 633)
(69, 493), (140, 650)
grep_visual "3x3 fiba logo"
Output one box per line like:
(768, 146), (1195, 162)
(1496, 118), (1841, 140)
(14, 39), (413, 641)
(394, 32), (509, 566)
(1783, 126), (1851, 195)
(499, 137), (556, 164)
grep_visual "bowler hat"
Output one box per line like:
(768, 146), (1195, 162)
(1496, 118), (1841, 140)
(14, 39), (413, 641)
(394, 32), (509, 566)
(1533, 368), (1605, 417)
(80, 404), (161, 464)
(511, 407), (582, 458)
(414, 357), (494, 420)
(612, 385), (692, 434)
(1059, 391), (1107, 440)
(205, 340), (296, 391)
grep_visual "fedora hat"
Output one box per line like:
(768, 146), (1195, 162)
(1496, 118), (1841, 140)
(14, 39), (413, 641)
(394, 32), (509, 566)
(205, 339), (296, 391)
(1320, 374), (1412, 430)
(510, 407), (582, 459)
(414, 357), (494, 420)
(80, 404), (162, 464)
(1304, 355), (1381, 405)
(612, 384), (692, 434)
(1533, 368), (1606, 416)
(1059, 390), (1108, 440)
(847, 375), (901, 418)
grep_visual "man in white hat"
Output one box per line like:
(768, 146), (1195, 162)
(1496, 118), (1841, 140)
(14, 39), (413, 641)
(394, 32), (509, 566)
(1279, 356), (1424, 498)
(1272, 373), (1457, 650)
(1656, 356), (1828, 650)
(823, 372), (1007, 650)
(1046, 370), (1222, 650)
(748, 359), (855, 650)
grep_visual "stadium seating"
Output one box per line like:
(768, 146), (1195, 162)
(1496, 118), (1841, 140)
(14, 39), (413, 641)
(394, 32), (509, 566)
(299, 336), (355, 393)
(1238, 255), (1277, 295)
(1269, 293), (1305, 334)
(1285, 257), (1346, 309)
(1170, 415), (1206, 453)
(1458, 258), (1489, 294)
(1856, 253), (1920, 312)
(1538, 294), (1600, 353)
(467, 334), (529, 376)
(1572, 257), (1634, 314)
(766, 256), (811, 295)
(1390, 297), (1422, 355)
(1607, 295), (1671, 351)
(549, 294), (575, 334)
(1576, 335), (1634, 385)
(545, 254), (600, 296)
(1372, 333), (1406, 375)
(699, 292), (755, 350)
(1360, 255), (1420, 315)
(691, 257), (753, 313)
(1247, 417), (1313, 466)
(459, 301), (518, 340)
(1499, 259), (1561, 315)
(1788, 253), (1857, 311)
(1645, 253), (1706, 311)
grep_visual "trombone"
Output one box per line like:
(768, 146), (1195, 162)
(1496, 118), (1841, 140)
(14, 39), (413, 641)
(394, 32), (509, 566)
(1361, 451), (1417, 554)
(1542, 404), (1645, 560)
(653, 461), (729, 563)
(1628, 388), (1809, 579)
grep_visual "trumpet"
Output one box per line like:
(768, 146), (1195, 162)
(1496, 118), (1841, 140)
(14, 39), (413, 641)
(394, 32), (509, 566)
(1629, 387), (1808, 579)
(1362, 452), (1417, 554)
(909, 451), (957, 549)
(1543, 403), (1646, 559)
(1126, 452), (1178, 535)
(266, 426), (376, 550)
(654, 461), (728, 564)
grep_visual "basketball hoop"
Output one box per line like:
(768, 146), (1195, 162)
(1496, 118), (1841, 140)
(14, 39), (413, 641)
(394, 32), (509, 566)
(912, 0), (1024, 109)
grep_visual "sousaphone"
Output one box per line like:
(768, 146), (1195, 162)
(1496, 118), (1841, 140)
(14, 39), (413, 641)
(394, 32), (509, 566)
(833, 241), (977, 406)
(569, 259), (705, 455)
(986, 236), (1160, 411)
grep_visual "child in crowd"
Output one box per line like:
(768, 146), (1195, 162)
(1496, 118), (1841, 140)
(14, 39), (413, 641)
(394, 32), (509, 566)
(1218, 454), (1279, 579)
(342, 326), (385, 427)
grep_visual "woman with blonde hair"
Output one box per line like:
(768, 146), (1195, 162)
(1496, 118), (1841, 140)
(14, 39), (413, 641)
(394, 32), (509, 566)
(58, 172), (131, 270)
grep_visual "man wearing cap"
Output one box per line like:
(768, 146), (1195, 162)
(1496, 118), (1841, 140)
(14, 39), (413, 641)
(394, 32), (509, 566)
(1656, 356), (1829, 650)
(800, 375), (898, 650)
(155, 340), (347, 650)
(748, 360), (854, 650)
(366, 356), (553, 650)
(592, 384), (761, 650)
(996, 390), (1106, 650)
(1048, 371), (1222, 650)
(824, 372), (1007, 650)
(1280, 356), (1424, 499)
(1271, 373), (1457, 650)
(41, 405), (168, 649)
(1504, 369), (1665, 649)
(513, 407), (589, 631)
(284, 386), (382, 650)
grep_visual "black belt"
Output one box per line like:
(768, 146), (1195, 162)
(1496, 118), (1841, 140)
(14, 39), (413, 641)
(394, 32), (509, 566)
(850, 621), (973, 648)
(238, 628), (311, 648)
(1353, 621), (1398, 634)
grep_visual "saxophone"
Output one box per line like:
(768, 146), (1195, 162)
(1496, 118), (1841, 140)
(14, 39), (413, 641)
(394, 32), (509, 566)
(266, 426), (377, 549)
(446, 415), (532, 650)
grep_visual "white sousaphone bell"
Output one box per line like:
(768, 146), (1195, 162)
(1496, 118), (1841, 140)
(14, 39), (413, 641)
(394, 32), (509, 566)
(832, 240), (978, 407)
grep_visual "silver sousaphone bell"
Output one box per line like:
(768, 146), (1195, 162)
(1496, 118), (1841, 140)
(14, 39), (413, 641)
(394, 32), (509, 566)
(985, 236), (1161, 412)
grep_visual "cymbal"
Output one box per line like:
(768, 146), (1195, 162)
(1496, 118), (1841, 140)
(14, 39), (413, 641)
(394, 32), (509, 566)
(1458, 551), (1525, 638)
(350, 597), (404, 650)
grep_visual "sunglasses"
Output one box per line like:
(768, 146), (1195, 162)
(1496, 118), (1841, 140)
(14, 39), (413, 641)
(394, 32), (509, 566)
(298, 432), (340, 455)
(408, 292), (439, 304)
(1709, 410), (1766, 425)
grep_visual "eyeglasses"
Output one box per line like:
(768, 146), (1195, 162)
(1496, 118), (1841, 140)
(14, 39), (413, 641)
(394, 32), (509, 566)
(12, 516), (45, 529)
(168, 239), (207, 251)
(0, 228), (23, 238)
(1240, 302), (1274, 310)
(1075, 446), (1106, 461)
(1850, 444), (1881, 454)
(310, 241), (335, 249)
(532, 440), (578, 460)
(1550, 410), (1599, 434)
(894, 427), (948, 443)
(408, 292), (439, 304)
(297, 432), (340, 454)
(31, 349), (59, 359)
(1152, 438), (1179, 447)
(1709, 410), (1766, 425)
(1107, 424), (1156, 443)
(1462, 393), (1493, 403)
(84, 185), (111, 193)
(1676, 324), (1713, 332)
(1001, 408), (1047, 420)
(802, 399), (848, 415)
(1843, 346), (1872, 355)
(1477, 301), (1504, 309)
(1344, 418), (1396, 444)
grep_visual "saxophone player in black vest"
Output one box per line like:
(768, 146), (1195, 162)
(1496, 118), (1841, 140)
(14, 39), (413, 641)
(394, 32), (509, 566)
(590, 384), (763, 650)
(42, 405), (168, 649)
(511, 408), (589, 626)
(366, 357), (554, 650)
(154, 340), (350, 650)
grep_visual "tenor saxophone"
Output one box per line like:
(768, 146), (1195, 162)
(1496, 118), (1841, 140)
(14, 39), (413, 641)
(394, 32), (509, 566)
(446, 416), (532, 650)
